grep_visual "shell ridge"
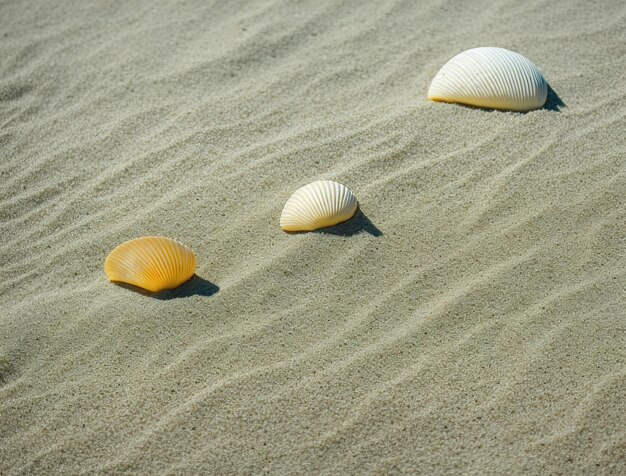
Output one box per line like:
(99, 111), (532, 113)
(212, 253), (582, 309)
(458, 56), (488, 102)
(307, 183), (327, 223)
(488, 49), (512, 104)
(172, 241), (183, 286)
(119, 242), (151, 288)
(517, 54), (539, 107)
(466, 52), (491, 100)
(504, 50), (528, 107)
(285, 193), (317, 227)
(321, 181), (332, 217)
(325, 181), (336, 217)
(174, 241), (188, 285)
(493, 48), (518, 106)
(524, 58), (543, 105)
(336, 182), (346, 215)
(115, 251), (140, 282)
(317, 181), (333, 220)
(145, 238), (168, 289)
(340, 187), (354, 216)
(141, 239), (171, 289)
(297, 189), (318, 226)
(497, 49), (515, 94)
(161, 239), (179, 288)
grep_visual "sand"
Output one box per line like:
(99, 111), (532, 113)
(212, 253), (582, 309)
(1, 0), (625, 474)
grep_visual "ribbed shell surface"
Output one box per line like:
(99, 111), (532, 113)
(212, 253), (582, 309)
(280, 180), (358, 232)
(428, 47), (547, 112)
(104, 236), (196, 292)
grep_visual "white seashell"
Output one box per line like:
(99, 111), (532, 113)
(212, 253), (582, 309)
(280, 180), (358, 232)
(428, 47), (548, 112)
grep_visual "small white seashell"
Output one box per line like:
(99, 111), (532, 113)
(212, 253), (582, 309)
(280, 180), (358, 232)
(428, 47), (548, 112)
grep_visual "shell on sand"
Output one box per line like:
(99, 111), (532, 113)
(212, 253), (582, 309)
(280, 180), (358, 232)
(428, 47), (548, 112)
(104, 236), (196, 292)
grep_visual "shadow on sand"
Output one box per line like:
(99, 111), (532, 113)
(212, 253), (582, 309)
(312, 208), (382, 237)
(113, 275), (219, 300)
(543, 84), (565, 111)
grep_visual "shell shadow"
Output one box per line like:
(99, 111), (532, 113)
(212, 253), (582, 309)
(543, 84), (565, 111)
(113, 275), (219, 300)
(314, 208), (383, 237)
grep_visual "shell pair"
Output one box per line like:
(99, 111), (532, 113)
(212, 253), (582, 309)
(105, 181), (358, 292)
(428, 47), (548, 112)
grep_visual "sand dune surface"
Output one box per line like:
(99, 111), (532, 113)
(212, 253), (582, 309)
(1, 0), (625, 474)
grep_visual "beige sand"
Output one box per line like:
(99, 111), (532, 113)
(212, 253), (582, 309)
(1, 0), (625, 473)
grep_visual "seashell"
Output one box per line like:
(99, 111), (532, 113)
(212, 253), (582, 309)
(105, 236), (196, 292)
(428, 47), (548, 112)
(280, 180), (358, 232)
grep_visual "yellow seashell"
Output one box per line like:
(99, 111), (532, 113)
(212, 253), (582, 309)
(280, 180), (358, 232)
(104, 236), (196, 292)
